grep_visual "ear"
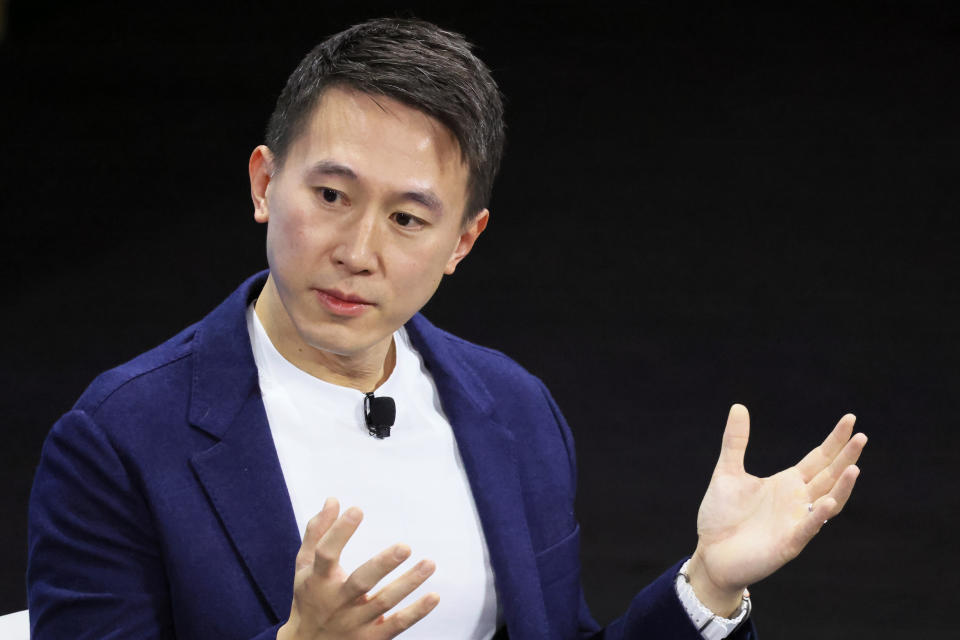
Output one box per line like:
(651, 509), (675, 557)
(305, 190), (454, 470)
(249, 145), (275, 224)
(444, 209), (489, 274)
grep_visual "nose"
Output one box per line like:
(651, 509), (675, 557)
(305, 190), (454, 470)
(330, 210), (381, 274)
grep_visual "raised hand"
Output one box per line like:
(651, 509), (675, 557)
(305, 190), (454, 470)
(277, 498), (439, 640)
(686, 404), (867, 615)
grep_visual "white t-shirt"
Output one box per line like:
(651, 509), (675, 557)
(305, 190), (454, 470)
(246, 303), (499, 638)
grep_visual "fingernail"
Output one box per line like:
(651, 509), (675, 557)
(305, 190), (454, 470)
(344, 507), (362, 523)
(418, 560), (435, 576)
(394, 545), (410, 561)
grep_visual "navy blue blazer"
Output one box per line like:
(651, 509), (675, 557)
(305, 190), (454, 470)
(28, 271), (757, 639)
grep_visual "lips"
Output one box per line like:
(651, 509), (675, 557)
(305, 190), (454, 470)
(314, 288), (374, 317)
(319, 288), (372, 304)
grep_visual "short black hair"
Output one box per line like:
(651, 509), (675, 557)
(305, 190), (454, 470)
(265, 17), (506, 221)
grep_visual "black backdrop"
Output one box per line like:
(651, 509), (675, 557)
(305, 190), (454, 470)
(2, 1), (958, 637)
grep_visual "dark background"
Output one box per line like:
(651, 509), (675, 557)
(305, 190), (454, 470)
(2, 1), (957, 637)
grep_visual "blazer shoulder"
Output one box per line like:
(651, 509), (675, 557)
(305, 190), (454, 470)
(73, 321), (200, 418)
(417, 318), (545, 390)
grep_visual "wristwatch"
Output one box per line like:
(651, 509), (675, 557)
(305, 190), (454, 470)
(675, 560), (751, 640)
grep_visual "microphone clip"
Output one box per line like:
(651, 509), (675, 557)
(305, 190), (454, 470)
(364, 392), (396, 439)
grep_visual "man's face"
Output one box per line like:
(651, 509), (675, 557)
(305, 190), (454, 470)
(249, 86), (486, 363)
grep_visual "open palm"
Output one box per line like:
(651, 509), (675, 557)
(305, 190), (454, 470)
(692, 404), (867, 595)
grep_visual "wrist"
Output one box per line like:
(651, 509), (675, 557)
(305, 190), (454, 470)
(686, 550), (746, 617)
(276, 616), (303, 640)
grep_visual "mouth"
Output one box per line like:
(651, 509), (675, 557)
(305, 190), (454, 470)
(313, 288), (374, 317)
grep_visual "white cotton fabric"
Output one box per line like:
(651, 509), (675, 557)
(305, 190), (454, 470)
(246, 302), (499, 638)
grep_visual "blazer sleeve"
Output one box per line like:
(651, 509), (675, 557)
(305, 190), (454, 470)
(585, 559), (757, 640)
(26, 410), (285, 640)
(535, 383), (758, 640)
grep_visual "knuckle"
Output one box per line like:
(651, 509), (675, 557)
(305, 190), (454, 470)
(300, 574), (324, 599)
(344, 574), (375, 596)
(369, 591), (393, 614)
(295, 550), (311, 568)
(314, 547), (337, 565)
(376, 555), (400, 575)
(393, 612), (413, 632)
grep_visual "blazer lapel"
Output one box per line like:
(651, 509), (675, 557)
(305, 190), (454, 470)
(406, 315), (551, 640)
(177, 273), (553, 635)
(187, 271), (301, 623)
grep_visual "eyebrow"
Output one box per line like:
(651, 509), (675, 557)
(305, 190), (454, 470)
(401, 189), (444, 215)
(305, 160), (358, 180)
(305, 159), (445, 216)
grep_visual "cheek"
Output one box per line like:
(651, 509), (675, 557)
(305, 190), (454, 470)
(390, 249), (450, 299)
(267, 206), (321, 266)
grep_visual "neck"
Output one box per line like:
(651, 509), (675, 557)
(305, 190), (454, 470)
(254, 277), (396, 392)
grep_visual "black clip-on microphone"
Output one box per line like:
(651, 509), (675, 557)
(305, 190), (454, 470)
(364, 392), (396, 439)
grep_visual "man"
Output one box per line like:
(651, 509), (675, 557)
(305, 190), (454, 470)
(27, 18), (866, 640)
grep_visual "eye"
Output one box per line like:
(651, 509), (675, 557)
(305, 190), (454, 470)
(319, 187), (340, 203)
(392, 211), (425, 229)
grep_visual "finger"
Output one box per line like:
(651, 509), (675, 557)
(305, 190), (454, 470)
(806, 433), (867, 498)
(822, 464), (861, 515)
(297, 498), (339, 568)
(788, 464), (862, 557)
(796, 414), (856, 482)
(715, 404), (750, 475)
(374, 592), (440, 639)
(356, 559), (436, 624)
(339, 544), (412, 604)
(787, 496), (837, 558)
(313, 506), (363, 576)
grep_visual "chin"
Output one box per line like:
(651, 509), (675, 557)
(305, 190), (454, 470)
(297, 323), (383, 359)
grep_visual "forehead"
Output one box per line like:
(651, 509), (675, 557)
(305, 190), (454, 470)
(284, 86), (469, 200)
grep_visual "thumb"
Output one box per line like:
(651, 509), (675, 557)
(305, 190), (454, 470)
(716, 403), (750, 475)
